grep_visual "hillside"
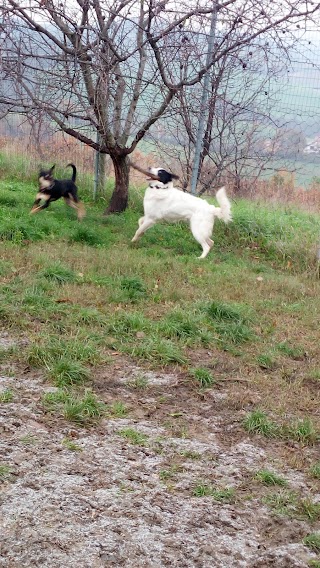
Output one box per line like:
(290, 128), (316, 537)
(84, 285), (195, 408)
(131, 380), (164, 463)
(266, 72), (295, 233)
(0, 175), (319, 568)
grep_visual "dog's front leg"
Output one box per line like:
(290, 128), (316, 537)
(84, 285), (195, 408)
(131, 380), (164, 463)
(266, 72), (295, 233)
(131, 218), (155, 242)
(30, 198), (42, 213)
(30, 193), (51, 214)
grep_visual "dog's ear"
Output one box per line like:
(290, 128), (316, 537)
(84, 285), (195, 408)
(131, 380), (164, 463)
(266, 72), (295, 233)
(158, 169), (179, 184)
(49, 164), (55, 174)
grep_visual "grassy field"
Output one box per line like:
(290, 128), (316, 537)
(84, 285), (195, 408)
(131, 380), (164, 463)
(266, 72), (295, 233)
(0, 173), (319, 422)
(0, 169), (320, 566)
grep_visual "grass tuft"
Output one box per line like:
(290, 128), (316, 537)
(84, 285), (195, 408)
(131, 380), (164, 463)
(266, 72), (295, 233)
(118, 428), (148, 445)
(47, 358), (90, 387)
(0, 464), (14, 481)
(243, 410), (279, 438)
(193, 484), (235, 502)
(120, 276), (147, 301)
(39, 263), (77, 284)
(207, 301), (249, 322)
(255, 469), (288, 486)
(62, 438), (83, 451)
(310, 462), (320, 480)
(108, 401), (129, 418)
(303, 533), (320, 553)
(0, 389), (14, 403)
(127, 337), (187, 365)
(284, 418), (319, 445)
(27, 337), (101, 368)
(69, 226), (102, 246)
(190, 367), (215, 388)
(43, 389), (105, 424)
(309, 561), (320, 568)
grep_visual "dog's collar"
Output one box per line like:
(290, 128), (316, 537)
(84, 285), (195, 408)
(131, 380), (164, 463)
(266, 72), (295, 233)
(39, 182), (54, 192)
(149, 182), (169, 189)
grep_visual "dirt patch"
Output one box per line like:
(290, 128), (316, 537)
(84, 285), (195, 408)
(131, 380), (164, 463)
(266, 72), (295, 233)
(0, 358), (319, 567)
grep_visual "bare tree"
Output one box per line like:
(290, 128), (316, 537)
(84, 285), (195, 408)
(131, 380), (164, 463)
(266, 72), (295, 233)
(0, 0), (319, 211)
(149, 15), (318, 195)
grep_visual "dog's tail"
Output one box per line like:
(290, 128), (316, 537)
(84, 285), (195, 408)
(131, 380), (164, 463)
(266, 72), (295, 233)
(67, 163), (77, 183)
(214, 187), (232, 223)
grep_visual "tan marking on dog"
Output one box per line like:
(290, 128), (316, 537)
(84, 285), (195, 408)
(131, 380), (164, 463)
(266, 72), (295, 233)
(35, 192), (50, 201)
(38, 177), (52, 189)
(64, 196), (86, 221)
(77, 202), (86, 221)
(30, 205), (42, 214)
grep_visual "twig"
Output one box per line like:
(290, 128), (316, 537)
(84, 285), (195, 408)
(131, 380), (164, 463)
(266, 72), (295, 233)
(129, 160), (160, 180)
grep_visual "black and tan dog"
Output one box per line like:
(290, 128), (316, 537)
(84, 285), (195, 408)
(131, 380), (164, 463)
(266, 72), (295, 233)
(30, 163), (86, 220)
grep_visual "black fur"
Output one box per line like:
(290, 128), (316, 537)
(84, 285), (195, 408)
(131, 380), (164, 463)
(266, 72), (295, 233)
(156, 169), (179, 185)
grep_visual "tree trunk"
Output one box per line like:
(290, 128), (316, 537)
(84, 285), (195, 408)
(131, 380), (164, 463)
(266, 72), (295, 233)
(104, 153), (130, 214)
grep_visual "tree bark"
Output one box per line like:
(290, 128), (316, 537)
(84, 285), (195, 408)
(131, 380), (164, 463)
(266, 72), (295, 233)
(104, 153), (130, 214)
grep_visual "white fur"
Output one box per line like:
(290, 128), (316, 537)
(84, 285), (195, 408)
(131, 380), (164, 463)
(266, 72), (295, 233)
(131, 169), (232, 259)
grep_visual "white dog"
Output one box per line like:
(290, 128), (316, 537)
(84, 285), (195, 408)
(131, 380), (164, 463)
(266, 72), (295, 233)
(131, 167), (232, 259)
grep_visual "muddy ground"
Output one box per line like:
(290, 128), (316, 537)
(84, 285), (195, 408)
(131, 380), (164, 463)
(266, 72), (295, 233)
(0, 341), (319, 567)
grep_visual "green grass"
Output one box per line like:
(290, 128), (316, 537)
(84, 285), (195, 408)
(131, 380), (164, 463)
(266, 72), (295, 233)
(193, 484), (235, 502)
(108, 401), (129, 418)
(120, 276), (147, 301)
(277, 341), (306, 359)
(189, 367), (215, 388)
(244, 412), (319, 445)
(256, 352), (277, 370)
(263, 490), (299, 516)
(310, 462), (320, 480)
(126, 337), (187, 365)
(62, 438), (83, 451)
(243, 410), (279, 438)
(27, 337), (102, 368)
(283, 418), (319, 445)
(118, 428), (148, 445)
(43, 389), (106, 424)
(47, 358), (90, 387)
(39, 263), (77, 284)
(180, 450), (202, 460)
(308, 560), (320, 568)
(205, 300), (255, 348)
(303, 533), (320, 553)
(127, 375), (149, 389)
(0, 464), (13, 480)
(255, 469), (288, 486)
(0, 389), (14, 403)
(159, 464), (183, 481)
(264, 491), (320, 522)
(20, 434), (38, 445)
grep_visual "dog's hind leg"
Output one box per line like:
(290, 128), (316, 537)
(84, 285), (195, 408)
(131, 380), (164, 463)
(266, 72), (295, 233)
(131, 218), (155, 242)
(77, 202), (86, 220)
(190, 219), (214, 259)
(65, 195), (86, 220)
(197, 241), (212, 259)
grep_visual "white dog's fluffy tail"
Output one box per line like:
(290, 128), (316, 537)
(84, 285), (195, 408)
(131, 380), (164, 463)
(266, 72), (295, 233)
(214, 187), (232, 223)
